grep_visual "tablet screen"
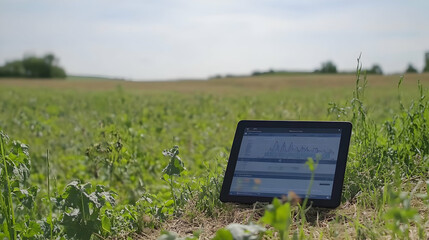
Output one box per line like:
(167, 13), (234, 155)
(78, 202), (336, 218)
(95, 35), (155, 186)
(229, 127), (342, 200)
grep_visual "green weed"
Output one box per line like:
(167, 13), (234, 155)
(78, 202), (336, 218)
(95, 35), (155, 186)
(162, 145), (186, 215)
(58, 180), (116, 239)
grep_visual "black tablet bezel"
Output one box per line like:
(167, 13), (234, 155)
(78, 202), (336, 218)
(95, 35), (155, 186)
(220, 120), (352, 208)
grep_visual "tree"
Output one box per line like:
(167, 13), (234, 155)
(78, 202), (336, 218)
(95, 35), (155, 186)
(424, 52), (429, 72)
(316, 61), (337, 73)
(367, 64), (383, 75)
(405, 64), (418, 73)
(44, 53), (56, 66)
(51, 66), (67, 78)
(22, 56), (51, 77)
(0, 60), (25, 77)
(0, 53), (66, 78)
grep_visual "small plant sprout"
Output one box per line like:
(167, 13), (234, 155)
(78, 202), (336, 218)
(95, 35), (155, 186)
(261, 197), (292, 240)
(162, 145), (186, 213)
(303, 155), (320, 207)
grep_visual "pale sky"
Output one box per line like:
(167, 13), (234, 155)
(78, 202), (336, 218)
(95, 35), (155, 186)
(0, 0), (428, 80)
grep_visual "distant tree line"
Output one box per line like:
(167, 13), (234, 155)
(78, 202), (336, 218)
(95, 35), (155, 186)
(314, 61), (338, 74)
(252, 69), (276, 76)
(245, 51), (429, 78)
(403, 52), (429, 73)
(405, 64), (418, 73)
(312, 61), (382, 74)
(0, 54), (66, 78)
(312, 52), (429, 75)
(365, 64), (383, 74)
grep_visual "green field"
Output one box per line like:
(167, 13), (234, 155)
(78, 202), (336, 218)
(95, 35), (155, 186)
(1, 72), (429, 239)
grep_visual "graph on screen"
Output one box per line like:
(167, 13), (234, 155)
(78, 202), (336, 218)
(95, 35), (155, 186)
(239, 135), (341, 160)
(264, 141), (336, 159)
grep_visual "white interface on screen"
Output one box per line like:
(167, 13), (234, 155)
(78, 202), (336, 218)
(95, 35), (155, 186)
(229, 127), (341, 199)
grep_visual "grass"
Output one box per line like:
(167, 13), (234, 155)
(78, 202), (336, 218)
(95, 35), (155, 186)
(0, 70), (428, 239)
(1, 72), (428, 93)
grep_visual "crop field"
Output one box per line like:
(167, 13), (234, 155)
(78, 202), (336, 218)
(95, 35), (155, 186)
(1, 71), (429, 239)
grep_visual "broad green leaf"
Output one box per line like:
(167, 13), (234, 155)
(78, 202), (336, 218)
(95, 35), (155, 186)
(165, 199), (174, 207)
(101, 215), (111, 233)
(22, 220), (42, 238)
(212, 228), (234, 240)
(261, 198), (291, 232)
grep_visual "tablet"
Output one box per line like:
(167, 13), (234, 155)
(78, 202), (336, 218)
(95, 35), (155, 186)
(220, 120), (352, 208)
